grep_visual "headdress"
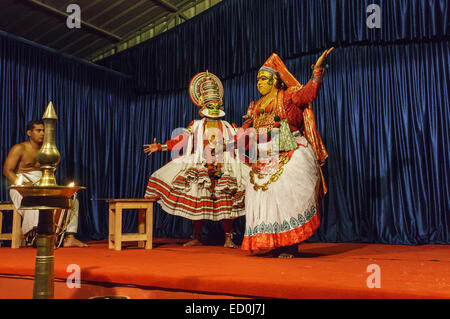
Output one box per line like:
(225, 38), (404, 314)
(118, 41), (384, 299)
(259, 53), (301, 88)
(189, 71), (225, 118)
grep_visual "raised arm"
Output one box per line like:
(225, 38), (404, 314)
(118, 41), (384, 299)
(287, 47), (334, 108)
(311, 47), (334, 84)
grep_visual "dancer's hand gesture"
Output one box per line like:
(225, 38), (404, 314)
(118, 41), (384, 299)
(143, 138), (159, 156)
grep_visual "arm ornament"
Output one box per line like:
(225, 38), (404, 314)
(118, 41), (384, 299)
(311, 67), (325, 84)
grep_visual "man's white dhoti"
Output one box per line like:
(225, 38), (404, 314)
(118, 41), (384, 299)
(9, 170), (79, 235)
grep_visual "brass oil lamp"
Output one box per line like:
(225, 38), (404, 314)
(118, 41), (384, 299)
(9, 102), (85, 299)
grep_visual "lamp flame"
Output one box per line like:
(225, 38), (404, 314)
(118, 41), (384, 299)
(68, 182), (75, 187)
(16, 175), (23, 186)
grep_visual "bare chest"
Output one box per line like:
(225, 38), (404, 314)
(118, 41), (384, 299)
(18, 148), (40, 171)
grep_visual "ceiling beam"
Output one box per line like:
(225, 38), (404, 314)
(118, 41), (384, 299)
(60, 0), (149, 54)
(23, 0), (122, 42)
(85, 11), (176, 61)
(153, 0), (177, 11)
(45, 0), (128, 48)
(86, 0), (202, 61)
(110, 6), (160, 36)
(70, 5), (164, 57)
(153, 0), (190, 21)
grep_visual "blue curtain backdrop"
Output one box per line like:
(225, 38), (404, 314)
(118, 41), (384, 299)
(1, 0), (449, 244)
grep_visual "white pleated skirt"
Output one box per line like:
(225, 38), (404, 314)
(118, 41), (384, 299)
(241, 137), (321, 250)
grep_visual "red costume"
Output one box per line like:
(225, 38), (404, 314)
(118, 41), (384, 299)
(240, 54), (328, 252)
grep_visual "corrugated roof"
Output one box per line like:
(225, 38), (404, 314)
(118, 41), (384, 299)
(0, 0), (221, 61)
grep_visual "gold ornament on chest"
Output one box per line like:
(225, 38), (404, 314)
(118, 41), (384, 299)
(254, 112), (275, 131)
(254, 96), (276, 130)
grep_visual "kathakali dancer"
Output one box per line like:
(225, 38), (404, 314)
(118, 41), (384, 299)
(239, 48), (334, 257)
(144, 71), (250, 248)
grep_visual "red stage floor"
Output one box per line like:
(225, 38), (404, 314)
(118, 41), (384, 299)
(0, 240), (449, 299)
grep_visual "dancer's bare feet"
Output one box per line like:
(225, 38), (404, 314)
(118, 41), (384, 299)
(224, 237), (238, 249)
(278, 253), (294, 259)
(183, 239), (203, 247)
(277, 245), (299, 258)
(63, 234), (88, 248)
(224, 233), (238, 248)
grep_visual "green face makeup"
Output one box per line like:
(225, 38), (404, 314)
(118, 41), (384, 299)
(207, 102), (220, 116)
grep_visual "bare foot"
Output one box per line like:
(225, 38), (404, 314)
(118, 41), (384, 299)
(277, 245), (300, 258)
(63, 235), (88, 248)
(278, 253), (294, 259)
(183, 239), (203, 247)
(224, 237), (238, 249)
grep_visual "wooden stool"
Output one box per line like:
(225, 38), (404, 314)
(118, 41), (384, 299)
(0, 201), (23, 248)
(107, 198), (156, 251)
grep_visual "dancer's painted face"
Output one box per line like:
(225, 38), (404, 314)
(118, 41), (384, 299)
(206, 102), (221, 116)
(257, 71), (276, 96)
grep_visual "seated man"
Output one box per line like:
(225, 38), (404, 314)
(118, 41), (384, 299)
(3, 120), (87, 248)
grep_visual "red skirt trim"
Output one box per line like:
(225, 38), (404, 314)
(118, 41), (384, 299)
(145, 177), (244, 214)
(241, 213), (320, 250)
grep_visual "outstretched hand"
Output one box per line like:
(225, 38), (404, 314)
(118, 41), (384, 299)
(314, 47), (334, 69)
(143, 138), (159, 156)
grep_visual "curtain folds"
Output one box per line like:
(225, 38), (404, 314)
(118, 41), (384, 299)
(98, 0), (449, 93)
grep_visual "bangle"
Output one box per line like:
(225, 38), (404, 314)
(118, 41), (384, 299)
(313, 67), (325, 74)
(311, 72), (323, 84)
(160, 144), (168, 151)
(311, 64), (329, 70)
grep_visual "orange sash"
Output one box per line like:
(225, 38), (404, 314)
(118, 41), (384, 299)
(303, 103), (328, 195)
